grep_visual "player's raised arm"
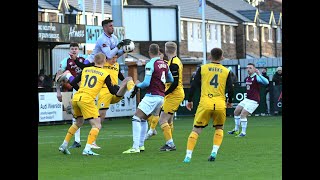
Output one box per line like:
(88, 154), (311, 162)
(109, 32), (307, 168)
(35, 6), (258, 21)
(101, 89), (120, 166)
(118, 66), (125, 81)
(69, 72), (82, 91)
(136, 62), (153, 89)
(104, 75), (120, 95)
(255, 69), (269, 85)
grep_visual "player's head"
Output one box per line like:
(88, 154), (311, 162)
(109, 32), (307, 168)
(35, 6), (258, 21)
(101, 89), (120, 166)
(149, 44), (160, 58)
(102, 19), (114, 35)
(210, 48), (224, 61)
(94, 53), (106, 66)
(165, 42), (177, 57)
(69, 42), (80, 56)
(246, 63), (256, 75)
(106, 55), (118, 65)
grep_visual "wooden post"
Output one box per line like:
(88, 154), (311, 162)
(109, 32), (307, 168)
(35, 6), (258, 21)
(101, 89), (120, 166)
(125, 61), (140, 103)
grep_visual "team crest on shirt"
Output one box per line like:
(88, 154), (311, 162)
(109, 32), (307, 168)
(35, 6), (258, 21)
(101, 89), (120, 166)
(69, 62), (73, 65)
(102, 44), (107, 47)
(101, 103), (104, 107)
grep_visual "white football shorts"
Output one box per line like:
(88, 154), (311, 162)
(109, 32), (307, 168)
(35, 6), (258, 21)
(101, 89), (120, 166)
(238, 98), (259, 114)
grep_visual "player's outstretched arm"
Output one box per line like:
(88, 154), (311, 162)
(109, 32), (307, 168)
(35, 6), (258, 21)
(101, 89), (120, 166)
(74, 58), (94, 70)
(69, 72), (82, 91)
(105, 75), (120, 95)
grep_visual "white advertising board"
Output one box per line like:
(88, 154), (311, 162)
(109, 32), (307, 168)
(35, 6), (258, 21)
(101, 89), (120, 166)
(39, 92), (63, 122)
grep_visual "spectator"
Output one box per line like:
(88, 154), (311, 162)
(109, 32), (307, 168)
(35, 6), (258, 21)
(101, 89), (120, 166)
(190, 65), (200, 85)
(272, 67), (282, 85)
(261, 68), (270, 115)
(228, 67), (238, 87)
(38, 69), (52, 91)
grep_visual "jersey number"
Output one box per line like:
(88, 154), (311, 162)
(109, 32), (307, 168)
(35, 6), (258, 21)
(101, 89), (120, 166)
(83, 75), (97, 88)
(210, 74), (219, 88)
(161, 71), (166, 84)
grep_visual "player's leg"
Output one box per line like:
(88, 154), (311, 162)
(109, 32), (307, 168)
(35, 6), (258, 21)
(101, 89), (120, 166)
(140, 97), (163, 151)
(80, 100), (101, 155)
(159, 94), (183, 151)
(145, 115), (159, 140)
(123, 96), (161, 154)
(236, 100), (259, 137)
(116, 77), (132, 97)
(56, 70), (76, 83)
(208, 110), (226, 161)
(228, 100), (245, 135)
(59, 101), (84, 154)
(91, 91), (112, 149)
(70, 90), (81, 148)
(183, 105), (209, 163)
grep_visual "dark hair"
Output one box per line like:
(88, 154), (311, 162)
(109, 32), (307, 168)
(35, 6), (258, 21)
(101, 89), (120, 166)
(149, 44), (159, 56)
(247, 63), (255, 67)
(70, 42), (79, 48)
(102, 19), (113, 26)
(210, 48), (223, 60)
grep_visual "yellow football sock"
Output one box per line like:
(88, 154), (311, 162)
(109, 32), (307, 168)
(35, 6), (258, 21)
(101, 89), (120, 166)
(187, 131), (199, 151)
(160, 122), (172, 141)
(150, 115), (159, 130)
(127, 80), (135, 91)
(213, 129), (224, 146)
(64, 124), (79, 143)
(168, 122), (174, 134)
(86, 128), (100, 145)
(147, 115), (153, 127)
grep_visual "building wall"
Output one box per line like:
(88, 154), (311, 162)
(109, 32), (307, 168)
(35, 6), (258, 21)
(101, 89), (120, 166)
(221, 25), (237, 59)
(246, 25), (260, 57)
(261, 27), (276, 57)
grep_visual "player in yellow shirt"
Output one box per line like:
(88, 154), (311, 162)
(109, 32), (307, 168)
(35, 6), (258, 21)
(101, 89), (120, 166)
(74, 55), (135, 149)
(183, 48), (234, 162)
(157, 42), (185, 151)
(58, 53), (120, 156)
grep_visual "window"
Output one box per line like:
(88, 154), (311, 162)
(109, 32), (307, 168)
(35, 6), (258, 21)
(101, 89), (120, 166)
(181, 21), (184, 40)
(277, 27), (282, 43)
(197, 23), (202, 40)
(223, 25), (226, 43)
(229, 26), (234, 43)
(246, 25), (249, 41)
(253, 25), (258, 41)
(206, 24), (211, 40)
(94, 16), (98, 25)
(58, 14), (64, 23)
(261, 27), (265, 42)
(268, 27), (273, 42)
(189, 22), (194, 40)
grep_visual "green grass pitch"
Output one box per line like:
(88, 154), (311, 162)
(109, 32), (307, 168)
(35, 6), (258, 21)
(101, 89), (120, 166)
(38, 115), (282, 180)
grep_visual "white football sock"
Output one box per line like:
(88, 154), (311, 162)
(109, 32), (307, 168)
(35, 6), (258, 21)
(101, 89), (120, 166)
(132, 115), (141, 149)
(139, 120), (148, 147)
(212, 145), (220, 154)
(234, 115), (241, 131)
(72, 118), (80, 143)
(240, 118), (248, 134)
(186, 150), (193, 158)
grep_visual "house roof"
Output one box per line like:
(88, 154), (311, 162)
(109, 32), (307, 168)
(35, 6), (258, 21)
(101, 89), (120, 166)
(144, 0), (238, 23)
(259, 11), (276, 25)
(67, 0), (112, 14)
(207, 0), (257, 22)
(38, 0), (58, 10)
(273, 11), (281, 25)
